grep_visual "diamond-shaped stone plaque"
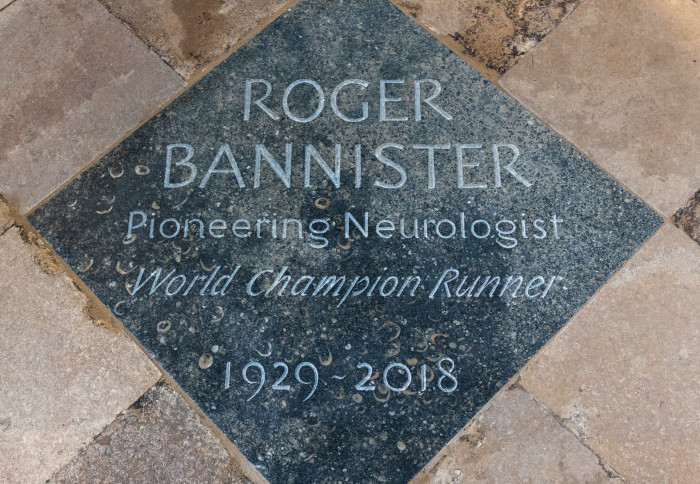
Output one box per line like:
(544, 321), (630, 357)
(29, 1), (662, 482)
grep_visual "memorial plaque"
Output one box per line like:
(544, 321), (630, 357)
(29, 0), (662, 482)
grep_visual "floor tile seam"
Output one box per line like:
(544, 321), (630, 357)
(496, 0), (691, 220)
(487, 223), (672, 430)
(96, 0), (187, 83)
(0, 223), (15, 237)
(44, 380), (164, 483)
(513, 378), (630, 482)
(13, 214), (268, 482)
(410, 368), (616, 482)
(409, 369), (528, 482)
(0, 0), (16, 14)
(22, 0), (301, 218)
(500, 75), (671, 221)
(387, 0), (501, 85)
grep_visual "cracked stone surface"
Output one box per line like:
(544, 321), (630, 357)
(98, 0), (292, 79)
(0, 0), (185, 213)
(50, 383), (258, 484)
(519, 224), (700, 483)
(0, 228), (161, 483)
(411, 387), (620, 483)
(392, 0), (583, 76)
(501, 0), (700, 217)
(673, 189), (700, 245)
(0, 199), (12, 234)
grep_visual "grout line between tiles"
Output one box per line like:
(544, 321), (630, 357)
(0, 0), (17, 14)
(23, 0), (302, 219)
(11, 211), (269, 483)
(514, 379), (630, 482)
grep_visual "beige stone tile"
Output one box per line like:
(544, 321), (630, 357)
(50, 383), (259, 484)
(98, 0), (292, 79)
(673, 188), (700, 246)
(500, 0), (700, 217)
(0, 228), (161, 482)
(0, 0), (15, 10)
(0, 0), (185, 214)
(519, 224), (700, 483)
(412, 387), (620, 484)
(392, 0), (583, 78)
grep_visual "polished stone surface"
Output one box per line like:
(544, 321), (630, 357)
(29, 0), (661, 482)
(50, 383), (258, 484)
(519, 224), (700, 483)
(0, 0), (184, 213)
(501, 0), (700, 217)
(0, 228), (161, 483)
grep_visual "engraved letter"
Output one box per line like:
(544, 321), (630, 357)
(493, 144), (531, 188)
(457, 144), (486, 189)
(254, 144), (293, 188)
(379, 80), (408, 122)
(164, 144), (196, 188)
(283, 79), (325, 123)
(374, 143), (406, 189)
(413, 144), (451, 188)
(199, 144), (246, 188)
(305, 144), (341, 188)
(244, 79), (280, 121)
(415, 80), (453, 121)
(331, 79), (369, 122)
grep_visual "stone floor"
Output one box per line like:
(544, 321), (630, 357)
(0, 0), (698, 482)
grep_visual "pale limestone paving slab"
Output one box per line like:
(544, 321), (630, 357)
(50, 383), (256, 484)
(28, 0), (661, 482)
(519, 224), (700, 483)
(500, 0), (700, 217)
(392, 0), (583, 76)
(99, 0), (292, 79)
(0, 0), (14, 10)
(411, 387), (620, 483)
(0, 0), (185, 214)
(0, 228), (161, 483)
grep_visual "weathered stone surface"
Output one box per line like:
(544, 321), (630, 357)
(50, 383), (258, 484)
(29, 0), (661, 482)
(0, 198), (12, 234)
(0, 0), (184, 213)
(519, 224), (700, 483)
(674, 189), (700, 245)
(392, 0), (583, 76)
(0, 228), (161, 482)
(412, 387), (620, 483)
(99, 0), (292, 79)
(500, 0), (700, 217)
(0, 0), (14, 10)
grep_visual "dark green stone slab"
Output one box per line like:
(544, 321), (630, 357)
(29, 0), (662, 482)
